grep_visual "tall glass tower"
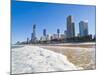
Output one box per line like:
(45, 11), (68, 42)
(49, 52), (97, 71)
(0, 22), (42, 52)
(31, 24), (36, 43)
(79, 21), (88, 37)
(43, 29), (46, 37)
(67, 15), (75, 38)
(57, 29), (60, 39)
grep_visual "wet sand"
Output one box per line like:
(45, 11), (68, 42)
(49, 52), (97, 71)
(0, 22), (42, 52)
(39, 44), (96, 70)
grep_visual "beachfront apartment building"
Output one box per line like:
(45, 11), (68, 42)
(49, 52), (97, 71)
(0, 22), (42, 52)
(79, 21), (88, 37)
(67, 15), (75, 38)
(31, 24), (37, 43)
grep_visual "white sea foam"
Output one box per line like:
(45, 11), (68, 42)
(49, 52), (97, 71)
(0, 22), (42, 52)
(12, 45), (81, 74)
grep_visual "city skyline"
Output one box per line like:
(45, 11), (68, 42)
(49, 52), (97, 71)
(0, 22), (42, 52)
(26, 15), (91, 44)
(12, 1), (96, 44)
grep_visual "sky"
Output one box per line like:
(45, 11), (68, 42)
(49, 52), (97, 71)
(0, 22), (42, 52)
(11, 0), (96, 44)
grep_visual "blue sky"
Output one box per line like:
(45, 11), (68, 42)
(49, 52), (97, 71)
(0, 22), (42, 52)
(12, 1), (96, 44)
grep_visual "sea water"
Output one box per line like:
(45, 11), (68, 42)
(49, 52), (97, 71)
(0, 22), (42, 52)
(11, 45), (24, 49)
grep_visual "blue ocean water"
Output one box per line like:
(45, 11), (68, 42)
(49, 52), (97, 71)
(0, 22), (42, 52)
(11, 45), (24, 49)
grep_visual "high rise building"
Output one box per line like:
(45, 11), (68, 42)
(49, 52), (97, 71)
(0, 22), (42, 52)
(27, 37), (29, 44)
(64, 30), (67, 38)
(79, 21), (88, 37)
(72, 22), (75, 37)
(31, 24), (36, 43)
(52, 34), (58, 40)
(39, 29), (47, 41)
(57, 29), (60, 39)
(43, 29), (46, 37)
(60, 34), (66, 39)
(67, 15), (75, 38)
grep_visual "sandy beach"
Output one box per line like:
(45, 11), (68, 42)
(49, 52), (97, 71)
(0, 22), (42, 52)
(11, 43), (96, 74)
(39, 43), (96, 70)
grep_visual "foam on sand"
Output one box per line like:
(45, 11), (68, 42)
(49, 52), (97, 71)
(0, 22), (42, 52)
(12, 45), (81, 74)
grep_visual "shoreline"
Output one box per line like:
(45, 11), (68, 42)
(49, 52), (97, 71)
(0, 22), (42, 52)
(13, 42), (96, 48)
(39, 45), (96, 70)
(12, 45), (81, 74)
(12, 43), (96, 71)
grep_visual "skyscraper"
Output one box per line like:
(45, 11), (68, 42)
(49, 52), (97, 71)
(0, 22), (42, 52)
(31, 24), (36, 43)
(43, 29), (46, 37)
(57, 29), (60, 39)
(79, 21), (88, 37)
(27, 37), (29, 44)
(67, 15), (75, 38)
(72, 22), (75, 37)
(64, 30), (67, 38)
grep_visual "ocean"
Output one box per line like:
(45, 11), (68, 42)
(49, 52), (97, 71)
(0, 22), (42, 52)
(11, 45), (24, 49)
